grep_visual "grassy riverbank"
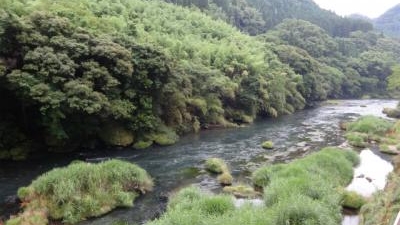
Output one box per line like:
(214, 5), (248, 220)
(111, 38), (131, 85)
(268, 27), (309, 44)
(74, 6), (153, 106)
(148, 148), (359, 225)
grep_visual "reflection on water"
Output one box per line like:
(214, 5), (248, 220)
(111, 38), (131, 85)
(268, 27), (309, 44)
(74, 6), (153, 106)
(342, 149), (394, 225)
(342, 215), (360, 225)
(0, 99), (397, 224)
(347, 150), (393, 197)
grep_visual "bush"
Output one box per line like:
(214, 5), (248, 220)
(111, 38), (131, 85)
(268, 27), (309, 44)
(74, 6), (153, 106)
(9, 160), (153, 224)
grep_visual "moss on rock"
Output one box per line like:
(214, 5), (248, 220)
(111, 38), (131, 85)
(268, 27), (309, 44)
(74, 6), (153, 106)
(223, 185), (260, 198)
(217, 173), (233, 185)
(261, 141), (274, 149)
(99, 123), (135, 147)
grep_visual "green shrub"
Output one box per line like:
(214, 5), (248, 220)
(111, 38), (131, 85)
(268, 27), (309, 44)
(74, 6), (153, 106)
(340, 189), (366, 210)
(262, 141), (274, 149)
(273, 195), (339, 225)
(205, 158), (229, 174)
(149, 149), (358, 225)
(253, 148), (358, 225)
(147, 187), (273, 225)
(345, 132), (368, 147)
(346, 116), (392, 135)
(199, 195), (235, 215)
(9, 160), (153, 224)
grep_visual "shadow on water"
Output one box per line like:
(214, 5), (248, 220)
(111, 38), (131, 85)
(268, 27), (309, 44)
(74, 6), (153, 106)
(0, 99), (397, 224)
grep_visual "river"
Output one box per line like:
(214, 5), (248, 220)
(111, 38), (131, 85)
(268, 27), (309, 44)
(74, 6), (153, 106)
(0, 99), (397, 224)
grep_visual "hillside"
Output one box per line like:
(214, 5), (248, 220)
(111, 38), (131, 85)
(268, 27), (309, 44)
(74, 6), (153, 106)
(166, 0), (373, 36)
(0, 0), (399, 159)
(374, 4), (400, 38)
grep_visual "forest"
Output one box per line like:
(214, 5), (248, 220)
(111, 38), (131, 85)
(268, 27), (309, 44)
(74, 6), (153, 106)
(0, 0), (400, 160)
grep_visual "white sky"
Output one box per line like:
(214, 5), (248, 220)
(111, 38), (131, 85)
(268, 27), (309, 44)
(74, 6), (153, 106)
(313, 0), (400, 18)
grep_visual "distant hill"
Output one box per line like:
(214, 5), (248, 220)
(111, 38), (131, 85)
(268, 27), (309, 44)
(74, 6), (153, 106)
(374, 4), (400, 38)
(165, 0), (373, 36)
(348, 14), (372, 22)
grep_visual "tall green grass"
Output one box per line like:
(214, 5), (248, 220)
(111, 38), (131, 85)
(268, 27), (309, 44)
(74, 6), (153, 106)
(147, 148), (359, 225)
(7, 160), (153, 225)
(148, 187), (273, 225)
(360, 173), (400, 225)
(252, 147), (358, 225)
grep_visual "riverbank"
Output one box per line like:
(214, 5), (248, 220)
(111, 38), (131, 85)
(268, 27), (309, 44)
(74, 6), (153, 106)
(0, 99), (397, 224)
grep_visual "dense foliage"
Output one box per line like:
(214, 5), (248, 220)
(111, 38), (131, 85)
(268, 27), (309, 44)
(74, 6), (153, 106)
(6, 160), (153, 225)
(166, 0), (373, 36)
(0, 0), (399, 158)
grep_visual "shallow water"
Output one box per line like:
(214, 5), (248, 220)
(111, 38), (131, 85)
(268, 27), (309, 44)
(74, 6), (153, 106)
(346, 149), (393, 197)
(0, 99), (397, 224)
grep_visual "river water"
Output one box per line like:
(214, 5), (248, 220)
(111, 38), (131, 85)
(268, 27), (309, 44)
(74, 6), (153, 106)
(0, 99), (397, 224)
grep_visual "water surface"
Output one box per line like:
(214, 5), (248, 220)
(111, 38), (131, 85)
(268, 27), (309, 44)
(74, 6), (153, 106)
(0, 99), (397, 224)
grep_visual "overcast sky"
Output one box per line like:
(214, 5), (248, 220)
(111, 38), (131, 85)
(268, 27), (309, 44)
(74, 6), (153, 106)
(313, 0), (399, 18)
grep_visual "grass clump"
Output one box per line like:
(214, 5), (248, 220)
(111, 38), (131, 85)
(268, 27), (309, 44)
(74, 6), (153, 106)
(340, 189), (366, 210)
(148, 148), (359, 225)
(205, 158), (233, 185)
(262, 141), (274, 149)
(217, 173), (233, 185)
(344, 116), (397, 151)
(346, 116), (392, 135)
(147, 187), (273, 225)
(345, 132), (368, 148)
(253, 147), (359, 225)
(205, 158), (229, 174)
(8, 160), (153, 225)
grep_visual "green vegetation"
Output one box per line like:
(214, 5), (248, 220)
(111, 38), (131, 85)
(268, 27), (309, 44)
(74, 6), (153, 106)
(346, 116), (392, 135)
(217, 172), (233, 185)
(205, 158), (233, 185)
(374, 4), (400, 38)
(148, 148), (359, 225)
(205, 158), (229, 174)
(261, 141), (274, 149)
(7, 160), (153, 225)
(147, 187), (273, 225)
(0, 0), (399, 159)
(343, 116), (400, 155)
(340, 189), (367, 210)
(360, 173), (400, 225)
